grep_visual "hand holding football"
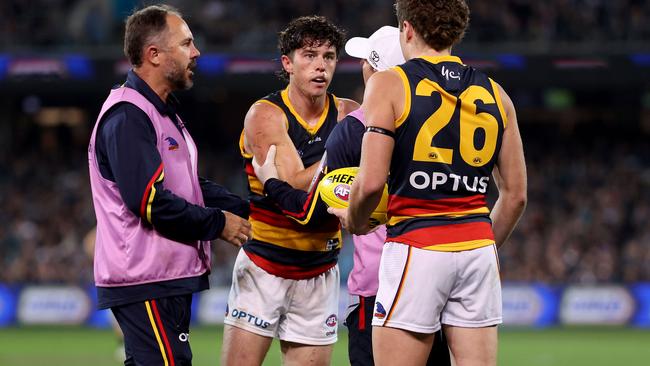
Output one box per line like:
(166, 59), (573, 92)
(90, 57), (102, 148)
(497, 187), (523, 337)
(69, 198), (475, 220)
(318, 167), (388, 227)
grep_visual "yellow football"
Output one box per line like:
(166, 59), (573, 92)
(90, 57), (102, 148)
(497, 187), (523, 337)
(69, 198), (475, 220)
(318, 167), (388, 227)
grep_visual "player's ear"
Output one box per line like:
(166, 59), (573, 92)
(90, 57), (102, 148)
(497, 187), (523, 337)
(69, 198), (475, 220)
(281, 54), (293, 75)
(402, 21), (415, 43)
(144, 44), (162, 66)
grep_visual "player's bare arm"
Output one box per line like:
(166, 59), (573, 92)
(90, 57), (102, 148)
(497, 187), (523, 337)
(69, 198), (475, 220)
(252, 98), (359, 188)
(490, 83), (527, 248)
(345, 70), (403, 234)
(294, 98), (358, 189)
(252, 145), (278, 185)
(243, 101), (314, 189)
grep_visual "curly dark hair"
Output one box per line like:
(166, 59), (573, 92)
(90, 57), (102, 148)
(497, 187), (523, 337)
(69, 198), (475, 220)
(124, 4), (182, 67)
(395, 0), (469, 51)
(276, 15), (346, 81)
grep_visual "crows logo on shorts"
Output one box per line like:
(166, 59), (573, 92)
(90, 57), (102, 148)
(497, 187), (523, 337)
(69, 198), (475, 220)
(325, 314), (338, 336)
(374, 302), (386, 319)
(326, 314), (338, 327)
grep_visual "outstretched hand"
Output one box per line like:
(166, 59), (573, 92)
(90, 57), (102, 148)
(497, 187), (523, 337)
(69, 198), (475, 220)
(327, 207), (373, 235)
(252, 145), (279, 185)
(220, 211), (252, 247)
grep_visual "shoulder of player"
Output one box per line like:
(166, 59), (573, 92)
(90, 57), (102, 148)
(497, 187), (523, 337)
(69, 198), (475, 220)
(327, 115), (364, 147)
(364, 69), (404, 105)
(333, 113), (364, 136)
(244, 99), (287, 132)
(337, 111), (365, 131)
(491, 80), (516, 118)
(488, 79), (519, 133)
(367, 69), (403, 92)
(325, 119), (363, 167)
(491, 81), (514, 109)
(335, 97), (360, 119)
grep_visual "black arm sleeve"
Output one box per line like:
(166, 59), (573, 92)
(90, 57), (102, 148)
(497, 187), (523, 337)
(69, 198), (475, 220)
(263, 177), (331, 225)
(199, 177), (249, 218)
(261, 159), (330, 225)
(97, 103), (226, 242)
(149, 182), (226, 242)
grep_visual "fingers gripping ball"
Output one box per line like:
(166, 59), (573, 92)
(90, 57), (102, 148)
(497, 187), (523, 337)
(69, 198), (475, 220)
(318, 167), (388, 227)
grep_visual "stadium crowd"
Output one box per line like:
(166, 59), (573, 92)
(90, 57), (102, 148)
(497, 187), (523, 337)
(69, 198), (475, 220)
(1, 0), (649, 50)
(1, 114), (649, 285)
(500, 125), (650, 283)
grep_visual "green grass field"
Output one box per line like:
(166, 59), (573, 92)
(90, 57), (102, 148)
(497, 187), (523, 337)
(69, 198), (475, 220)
(1, 326), (649, 365)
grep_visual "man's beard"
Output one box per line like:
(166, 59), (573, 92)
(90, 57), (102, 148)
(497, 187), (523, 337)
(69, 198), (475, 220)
(165, 59), (195, 90)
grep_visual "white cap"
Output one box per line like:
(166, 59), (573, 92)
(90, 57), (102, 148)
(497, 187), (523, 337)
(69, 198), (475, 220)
(345, 26), (406, 71)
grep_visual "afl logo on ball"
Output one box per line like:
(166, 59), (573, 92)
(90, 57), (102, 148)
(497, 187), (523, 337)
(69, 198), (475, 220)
(333, 184), (350, 202)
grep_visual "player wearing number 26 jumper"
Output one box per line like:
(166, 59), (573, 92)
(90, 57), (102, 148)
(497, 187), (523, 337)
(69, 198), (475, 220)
(327, 1), (528, 366)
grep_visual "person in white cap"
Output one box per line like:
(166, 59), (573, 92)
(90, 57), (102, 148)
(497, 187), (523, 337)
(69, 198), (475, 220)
(252, 25), (452, 366)
(329, 0), (527, 365)
(345, 25), (406, 74)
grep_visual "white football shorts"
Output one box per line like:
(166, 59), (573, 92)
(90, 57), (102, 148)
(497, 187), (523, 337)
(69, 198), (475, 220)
(372, 242), (502, 333)
(224, 249), (340, 345)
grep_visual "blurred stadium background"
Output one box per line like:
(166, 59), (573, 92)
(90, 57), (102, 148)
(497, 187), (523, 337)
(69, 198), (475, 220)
(1, 0), (650, 365)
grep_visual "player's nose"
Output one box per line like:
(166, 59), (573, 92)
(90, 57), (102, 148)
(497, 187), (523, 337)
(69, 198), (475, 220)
(191, 43), (200, 58)
(315, 56), (326, 70)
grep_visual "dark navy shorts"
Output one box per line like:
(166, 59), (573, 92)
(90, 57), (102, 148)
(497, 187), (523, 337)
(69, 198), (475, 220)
(111, 294), (193, 366)
(345, 295), (452, 366)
